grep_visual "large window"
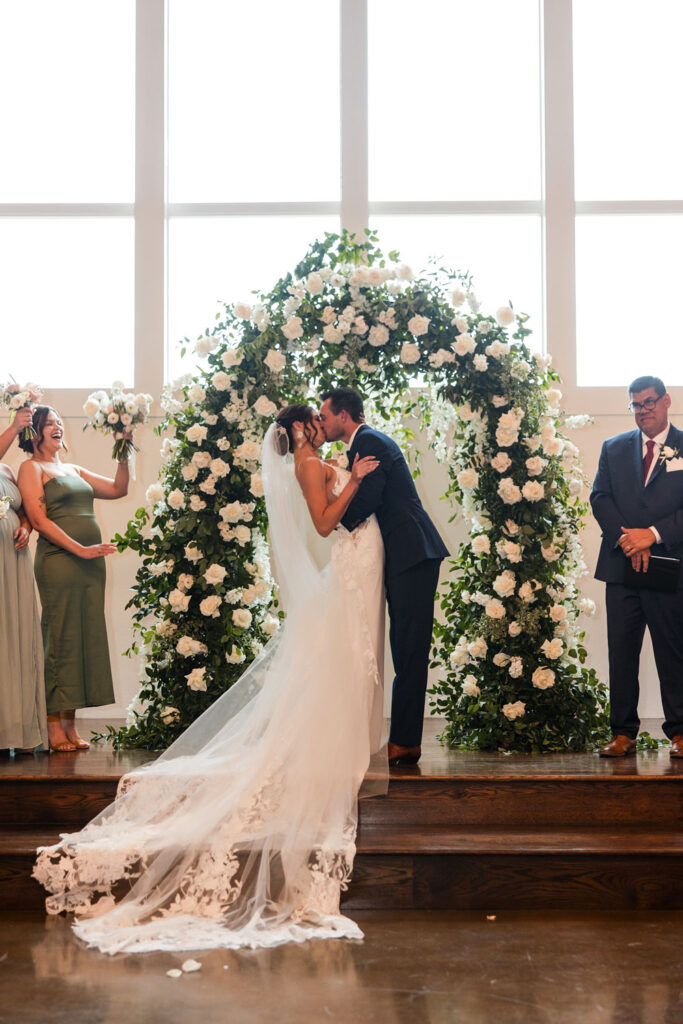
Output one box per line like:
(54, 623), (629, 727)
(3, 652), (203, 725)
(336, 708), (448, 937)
(0, 0), (135, 391)
(4, 0), (683, 411)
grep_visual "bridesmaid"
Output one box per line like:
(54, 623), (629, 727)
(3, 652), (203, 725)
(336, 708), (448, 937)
(0, 408), (48, 754)
(17, 407), (128, 752)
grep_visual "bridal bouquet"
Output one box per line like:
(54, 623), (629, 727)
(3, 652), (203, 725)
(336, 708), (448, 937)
(1, 381), (43, 441)
(83, 384), (153, 462)
(0, 496), (10, 521)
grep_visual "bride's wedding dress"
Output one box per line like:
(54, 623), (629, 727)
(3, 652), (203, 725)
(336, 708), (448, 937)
(33, 426), (387, 954)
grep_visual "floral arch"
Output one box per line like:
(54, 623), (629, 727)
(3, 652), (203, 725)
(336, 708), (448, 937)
(109, 231), (608, 753)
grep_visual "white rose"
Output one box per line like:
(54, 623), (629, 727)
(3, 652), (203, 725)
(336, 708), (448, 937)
(543, 437), (565, 457)
(169, 589), (191, 613)
(498, 478), (522, 505)
(518, 581), (537, 603)
(367, 324), (390, 347)
(498, 540), (522, 563)
(525, 456), (547, 476)
(254, 395), (277, 417)
(522, 480), (545, 502)
(532, 667), (555, 690)
(493, 570), (516, 599)
(541, 543), (561, 562)
(457, 468), (479, 490)
(508, 657), (524, 678)
(145, 482), (165, 505)
(468, 637), (488, 659)
(186, 423), (208, 445)
(189, 495), (206, 511)
(496, 425), (519, 447)
(578, 597), (596, 616)
(400, 342), (421, 364)
(490, 452), (512, 474)
(546, 388), (563, 409)
(486, 341), (510, 359)
(107, 412), (119, 425)
(473, 354), (488, 372)
(204, 563), (227, 586)
(453, 333), (476, 356)
(262, 614), (279, 636)
(485, 598), (506, 619)
(155, 621), (177, 637)
(235, 440), (260, 463)
(550, 604), (567, 622)
(306, 272), (324, 294)
(250, 473), (264, 498)
(226, 645), (246, 664)
(160, 706), (180, 725)
(541, 638), (563, 660)
(167, 489), (185, 511)
(323, 324), (342, 344)
(496, 306), (515, 327)
(503, 701), (526, 720)
(321, 306), (337, 325)
(407, 314), (430, 337)
(505, 519), (520, 536)
(184, 544), (202, 563)
(451, 288), (466, 308)
(235, 524), (251, 546)
(200, 595), (222, 618)
(493, 652), (510, 667)
(198, 474), (216, 495)
(177, 573), (194, 592)
(83, 398), (100, 417)
(472, 534), (490, 555)
(508, 621), (522, 637)
(220, 501), (243, 523)
(176, 635), (206, 657)
(233, 302), (251, 319)
(232, 608), (252, 629)
(222, 348), (243, 368)
(453, 316), (468, 333)
(186, 667), (207, 691)
(462, 677), (481, 698)
(264, 349), (287, 374)
(282, 316), (303, 341)
(210, 458), (230, 478)
(212, 371), (231, 391)
(188, 384), (206, 404)
(182, 463), (198, 482)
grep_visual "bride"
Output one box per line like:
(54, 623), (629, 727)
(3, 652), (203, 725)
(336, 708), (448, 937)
(33, 404), (388, 954)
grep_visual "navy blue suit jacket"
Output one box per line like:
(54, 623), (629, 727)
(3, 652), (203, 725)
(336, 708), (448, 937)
(590, 424), (683, 586)
(342, 425), (449, 577)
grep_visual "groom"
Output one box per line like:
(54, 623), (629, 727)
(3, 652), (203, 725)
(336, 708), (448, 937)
(319, 387), (449, 765)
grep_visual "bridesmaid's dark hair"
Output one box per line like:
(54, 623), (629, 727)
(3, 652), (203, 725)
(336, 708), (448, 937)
(18, 405), (68, 455)
(275, 404), (317, 454)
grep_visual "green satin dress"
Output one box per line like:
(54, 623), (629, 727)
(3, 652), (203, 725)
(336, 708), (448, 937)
(34, 476), (115, 714)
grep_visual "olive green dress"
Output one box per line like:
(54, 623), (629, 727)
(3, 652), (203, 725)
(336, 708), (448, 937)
(34, 476), (115, 714)
(0, 473), (48, 748)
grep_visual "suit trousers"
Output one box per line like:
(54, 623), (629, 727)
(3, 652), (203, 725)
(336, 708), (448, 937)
(606, 582), (683, 739)
(386, 557), (442, 747)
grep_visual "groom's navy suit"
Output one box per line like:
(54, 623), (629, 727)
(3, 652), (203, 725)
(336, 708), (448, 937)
(591, 423), (683, 739)
(343, 424), (449, 746)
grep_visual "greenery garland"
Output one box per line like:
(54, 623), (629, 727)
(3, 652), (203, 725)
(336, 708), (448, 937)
(101, 230), (609, 752)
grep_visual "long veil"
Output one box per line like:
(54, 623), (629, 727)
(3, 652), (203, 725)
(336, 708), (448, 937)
(34, 424), (388, 953)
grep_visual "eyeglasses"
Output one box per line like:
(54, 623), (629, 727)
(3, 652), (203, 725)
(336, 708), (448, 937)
(628, 395), (665, 414)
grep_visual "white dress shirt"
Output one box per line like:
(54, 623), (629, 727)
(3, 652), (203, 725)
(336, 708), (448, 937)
(642, 422), (670, 543)
(347, 424), (363, 449)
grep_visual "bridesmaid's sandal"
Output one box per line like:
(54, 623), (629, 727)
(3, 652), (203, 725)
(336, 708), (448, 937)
(64, 735), (90, 750)
(49, 741), (78, 752)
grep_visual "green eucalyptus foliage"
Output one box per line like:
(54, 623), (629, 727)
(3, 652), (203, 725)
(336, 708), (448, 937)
(99, 229), (609, 752)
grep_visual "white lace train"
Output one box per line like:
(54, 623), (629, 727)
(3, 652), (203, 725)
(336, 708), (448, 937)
(33, 457), (387, 954)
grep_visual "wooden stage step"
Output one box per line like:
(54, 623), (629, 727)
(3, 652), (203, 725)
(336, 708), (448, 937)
(2, 721), (683, 913)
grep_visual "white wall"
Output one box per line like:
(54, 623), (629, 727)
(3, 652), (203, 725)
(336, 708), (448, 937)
(2, 407), (670, 724)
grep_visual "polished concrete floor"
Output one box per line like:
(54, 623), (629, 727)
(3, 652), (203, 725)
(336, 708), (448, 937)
(1, 910), (682, 1024)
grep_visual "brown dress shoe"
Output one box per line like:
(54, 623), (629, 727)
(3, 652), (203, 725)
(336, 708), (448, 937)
(599, 734), (637, 757)
(670, 735), (683, 758)
(388, 742), (421, 766)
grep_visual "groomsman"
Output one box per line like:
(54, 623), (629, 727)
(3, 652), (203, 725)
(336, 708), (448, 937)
(590, 375), (683, 756)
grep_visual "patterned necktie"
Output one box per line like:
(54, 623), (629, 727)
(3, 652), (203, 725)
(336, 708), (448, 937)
(643, 439), (656, 482)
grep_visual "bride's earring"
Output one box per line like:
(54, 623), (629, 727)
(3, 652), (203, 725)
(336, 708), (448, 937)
(294, 429), (305, 449)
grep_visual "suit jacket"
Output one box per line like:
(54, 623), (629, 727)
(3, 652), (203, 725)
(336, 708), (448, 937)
(342, 424), (449, 576)
(590, 424), (683, 586)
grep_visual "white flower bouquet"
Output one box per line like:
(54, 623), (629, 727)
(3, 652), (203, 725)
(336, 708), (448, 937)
(83, 383), (153, 462)
(1, 381), (43, 441)
(0, 496), (11, 520)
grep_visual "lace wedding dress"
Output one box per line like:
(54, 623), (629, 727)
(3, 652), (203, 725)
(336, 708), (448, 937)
(33, 426), (387, 954)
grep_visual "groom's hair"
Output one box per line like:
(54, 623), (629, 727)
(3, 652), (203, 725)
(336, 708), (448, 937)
(321, 387), (364, 423)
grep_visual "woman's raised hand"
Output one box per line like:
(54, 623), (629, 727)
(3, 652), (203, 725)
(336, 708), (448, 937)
(78, 542), (118, 559)
(12, 408), (33, 435)
(351, 453), (380, 482)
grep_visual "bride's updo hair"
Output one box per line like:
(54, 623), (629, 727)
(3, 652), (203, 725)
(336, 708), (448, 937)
(274, 404), (317, 455)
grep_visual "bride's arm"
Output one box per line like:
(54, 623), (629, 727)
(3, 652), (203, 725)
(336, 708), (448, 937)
(297, 457), (378, 538)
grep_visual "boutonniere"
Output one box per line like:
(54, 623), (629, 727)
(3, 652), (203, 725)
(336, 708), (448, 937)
(659, 445), (680, 464)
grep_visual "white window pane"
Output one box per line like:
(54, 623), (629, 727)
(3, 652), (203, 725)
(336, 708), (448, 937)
(368, 0), (541, 201)
(371, 215), (543, 349)
(168, 1), (340, 203)
(167, 215), (339, 380)
(0, 219), (134, 389)
(576, 216), (683, 386)
(0, 1), (135, 202)
(574, 1), (683, 200)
